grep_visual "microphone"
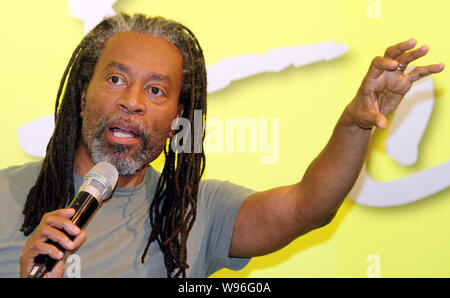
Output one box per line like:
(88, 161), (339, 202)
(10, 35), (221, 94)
(26, 162), (119, 278)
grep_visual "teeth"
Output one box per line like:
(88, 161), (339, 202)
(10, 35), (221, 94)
(113, 131), (135, 138)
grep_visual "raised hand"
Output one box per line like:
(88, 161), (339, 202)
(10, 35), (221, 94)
(345, 39), (444, 130)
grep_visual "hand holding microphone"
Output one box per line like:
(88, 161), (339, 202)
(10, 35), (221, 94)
(20, 162), (119, 278)
(20, 208), (86, 278)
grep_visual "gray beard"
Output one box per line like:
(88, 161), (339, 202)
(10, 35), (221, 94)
(89, 137), (150, 176)
(82, 114), (163, 177)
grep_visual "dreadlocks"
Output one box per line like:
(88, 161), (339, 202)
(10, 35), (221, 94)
(20, 13), (207, 278)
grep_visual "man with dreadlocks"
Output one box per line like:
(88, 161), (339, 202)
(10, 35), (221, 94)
(0, 13), (444, 278)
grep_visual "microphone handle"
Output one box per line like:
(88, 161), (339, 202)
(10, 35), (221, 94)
(26, 191), (99, 278)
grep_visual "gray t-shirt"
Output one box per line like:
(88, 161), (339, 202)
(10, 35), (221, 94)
(0, 161), (254, 277)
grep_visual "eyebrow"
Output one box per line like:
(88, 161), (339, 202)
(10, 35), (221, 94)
(105, 61), (129, 73)
(104, 61), (172, 84)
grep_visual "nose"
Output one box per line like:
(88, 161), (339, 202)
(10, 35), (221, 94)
(116, 85), (146, 115)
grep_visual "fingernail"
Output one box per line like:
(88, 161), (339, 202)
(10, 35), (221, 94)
(58, 251), (64, 259)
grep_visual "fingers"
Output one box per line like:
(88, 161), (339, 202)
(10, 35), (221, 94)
(368, 41), (443, 81)
(384, 38), (417, 59)
(396, 45), (429, 66)
(72, 230), (87, 251)
(407, 63), (445, 82)
(351, 39), (443, 132)
(20, 208), (86, 278)
(28, 240), (66, 260)
(366, 56), (399, 79)
(41, 209), (81, 237)
(36, 226), (76, 251)
(384, 39), (440, 75)
(35, 209), (81, 251)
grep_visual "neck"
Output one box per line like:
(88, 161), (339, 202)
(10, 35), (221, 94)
(116, 168), (147, 188)
(73, 143), (147, 188)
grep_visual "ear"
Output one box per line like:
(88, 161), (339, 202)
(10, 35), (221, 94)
(80, 83), (88, 118)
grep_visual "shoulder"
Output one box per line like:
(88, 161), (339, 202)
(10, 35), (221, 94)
(0, 160), (43, 207)
(198, 179), (255, 197)
(0, 160), (43, 242)
(197, 179), (255, 212)
(0, 160), (43, 177)
(0, 160), (43, 192)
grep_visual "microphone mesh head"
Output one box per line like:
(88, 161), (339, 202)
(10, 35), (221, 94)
(83, 162), (119, 200)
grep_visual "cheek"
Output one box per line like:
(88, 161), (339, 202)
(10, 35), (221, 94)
(151, 104), (180, 130)
(82, 102), (105, 126)
(150, 116), (174, 137)
(82, 84), (115, 113)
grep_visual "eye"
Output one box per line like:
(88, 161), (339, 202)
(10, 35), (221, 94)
(108, 76), (125, 85)
(149, 86), (164, 96)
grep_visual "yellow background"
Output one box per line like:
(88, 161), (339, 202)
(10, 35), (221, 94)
(0, 0), (448, 277)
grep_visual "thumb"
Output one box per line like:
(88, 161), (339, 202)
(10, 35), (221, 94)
(374, 113), (388, 130)
(363, 110), (387, 130)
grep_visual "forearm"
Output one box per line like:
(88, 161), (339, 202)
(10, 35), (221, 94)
(296, 106), (372, 226)
(230, 40), (443, 258)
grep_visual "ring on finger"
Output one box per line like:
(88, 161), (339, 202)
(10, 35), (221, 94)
(396, 63), (406, 72)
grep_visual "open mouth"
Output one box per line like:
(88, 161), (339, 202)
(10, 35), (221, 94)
(109, 127), (139, 138)
(106, 121), (143, 142)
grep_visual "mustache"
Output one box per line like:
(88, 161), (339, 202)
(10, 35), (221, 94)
(95, 114), (151, 140)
